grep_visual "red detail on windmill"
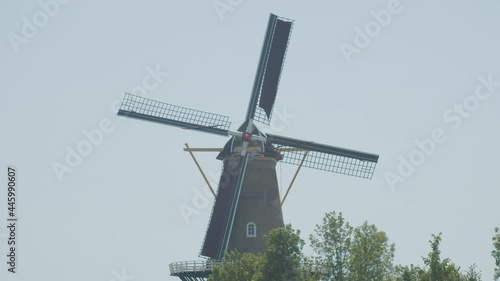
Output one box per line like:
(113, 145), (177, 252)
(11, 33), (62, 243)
(242, 132), (252, 142)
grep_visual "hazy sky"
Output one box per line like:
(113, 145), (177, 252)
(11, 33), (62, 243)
(1, 1), (499, 280)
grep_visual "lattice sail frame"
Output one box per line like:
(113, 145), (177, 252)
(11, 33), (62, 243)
(252, 15), (294, 126)
(254, 101), (273, 125)
(275, 147), (377, 179)
(119, 93), (231, 131)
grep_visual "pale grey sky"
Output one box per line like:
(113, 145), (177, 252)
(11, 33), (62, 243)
(1, 1), (499, 280)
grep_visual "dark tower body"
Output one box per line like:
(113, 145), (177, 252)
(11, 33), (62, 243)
(227, 156), (284, 254)
(200, 137), (286, 259)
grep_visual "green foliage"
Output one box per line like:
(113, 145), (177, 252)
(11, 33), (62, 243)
(262, 224), (305, 281)
(310, 211), (353, 281)
(462, 264), (482, 281)
(419, 233), (462, 281)
(301, 256), (326, 281)
(493, 227), (500, 281)
(394, 264), (424, 281)
(348, 221), (395, 281)
(208, 213), (492, 281)
(392, 235), (483, 281)
(208, 250), (264, 281)
(210, 224), (322, 281)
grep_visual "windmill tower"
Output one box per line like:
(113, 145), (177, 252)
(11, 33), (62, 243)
(118, 13), (379, 281)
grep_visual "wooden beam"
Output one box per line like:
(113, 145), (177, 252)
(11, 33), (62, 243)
(184, 143), (216, 197)
(281, 150), (309, 207)
(183, 148), (223, 152)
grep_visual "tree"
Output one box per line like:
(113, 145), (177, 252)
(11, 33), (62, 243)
(262, 224), (306, 281)
(209, 224), (322, 281)
(208, 250), (264, 281)
(419, 233), (461, 281)
(493, 227), (500, 281)
(348, 221), (395, 281)
(462, 264), (482, 281)
(302, 255), (326, 281)
(310, 211), (353, 281)
(394, 264), (424, 281)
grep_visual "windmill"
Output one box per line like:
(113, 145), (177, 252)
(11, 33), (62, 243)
(118, 13), (379, 280)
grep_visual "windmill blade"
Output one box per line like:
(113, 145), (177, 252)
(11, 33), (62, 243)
(199, 117), (254, 260)
(217, 154), (249, 259)
(200, 154), (250, 260)
(246, 14), (293, 125)
(117, 93), (231, 136)
(267, 133), (379, 179)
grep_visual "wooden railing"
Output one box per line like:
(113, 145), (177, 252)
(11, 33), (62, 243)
(169, 260), (222, 275)
(169, 259), (326, 276)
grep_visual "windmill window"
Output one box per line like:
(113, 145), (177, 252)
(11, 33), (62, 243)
(246, 222), (256, 238)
